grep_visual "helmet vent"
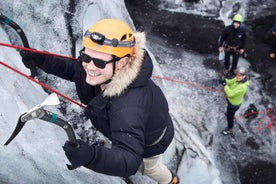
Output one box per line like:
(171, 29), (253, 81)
(120, 34), (127, 41)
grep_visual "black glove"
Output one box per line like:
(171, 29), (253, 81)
(63, 139), (95, 168)
(219, 76), (226, 86)
(20, 50), (45, 69)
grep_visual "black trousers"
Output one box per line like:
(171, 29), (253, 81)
(224, 50), (240, 72)
(227, 101), (241, 129)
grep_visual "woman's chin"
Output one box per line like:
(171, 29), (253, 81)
(86, 76), (102, 86)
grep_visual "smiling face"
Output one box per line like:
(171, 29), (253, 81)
(82, 48), (114, 86)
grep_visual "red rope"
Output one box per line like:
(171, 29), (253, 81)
(0, 42), (77, 60)
(3, 41), (274, 131)
(235, 108), (275, 132)
(0, 60), (85, 108)
(256, 108), (276, 132)
(1, 42), (224, 93)
(152, 75), (223, 93)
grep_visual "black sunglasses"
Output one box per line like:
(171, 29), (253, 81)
(80, 52), (119, 69)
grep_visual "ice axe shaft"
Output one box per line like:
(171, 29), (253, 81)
(39, 109), (77, 147)
(0, 12), (37, 77)
(4, 93), (78, 170)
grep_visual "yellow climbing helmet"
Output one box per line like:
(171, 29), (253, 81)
(82, 19), (136, 58)
(233, 14), (243, 23)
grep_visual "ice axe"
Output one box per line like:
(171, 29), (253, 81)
(0, 12), (38, 77)
(4, 93), (78, 170)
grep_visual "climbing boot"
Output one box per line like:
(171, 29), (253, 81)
(169, 170), (179, 184)
(223, 69), (229, 75)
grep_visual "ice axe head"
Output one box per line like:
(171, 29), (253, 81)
(4, 93), (60, 146)
(41, 93), (60, 107)
(4, 113), (27, 145)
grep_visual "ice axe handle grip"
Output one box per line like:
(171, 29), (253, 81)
(39, 111), (79, 170)
(63, 122), (80, 170)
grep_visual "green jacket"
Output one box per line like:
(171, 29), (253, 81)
(224, 77), (249, 106)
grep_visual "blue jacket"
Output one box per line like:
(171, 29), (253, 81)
(38, 33), (174, 177)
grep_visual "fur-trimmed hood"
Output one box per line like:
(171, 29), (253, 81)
(103, 32), (152, 97)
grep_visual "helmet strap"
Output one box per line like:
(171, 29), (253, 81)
(101, 59), (116, 85)
(112, 60), (116, 75)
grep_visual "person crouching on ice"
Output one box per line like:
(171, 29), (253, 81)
(221, 67), (249, 135)
(20, 19), (179, 184)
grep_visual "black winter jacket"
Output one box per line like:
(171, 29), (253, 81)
(270, 33), (276, 54)
(37, 33), (174, 177)
(219, 24), (246, 49)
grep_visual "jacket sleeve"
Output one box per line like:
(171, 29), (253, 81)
(38, 55), (78, 81)
(240, 29), (246, 49)
(225, 77), (236, 85)
(85, 106), (146, 177)
(271, 35), (276, 53)
(219, 28), (227, 47)
(224, 83), (245, 98)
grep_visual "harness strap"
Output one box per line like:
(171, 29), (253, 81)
(224, 44), (239, 53)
